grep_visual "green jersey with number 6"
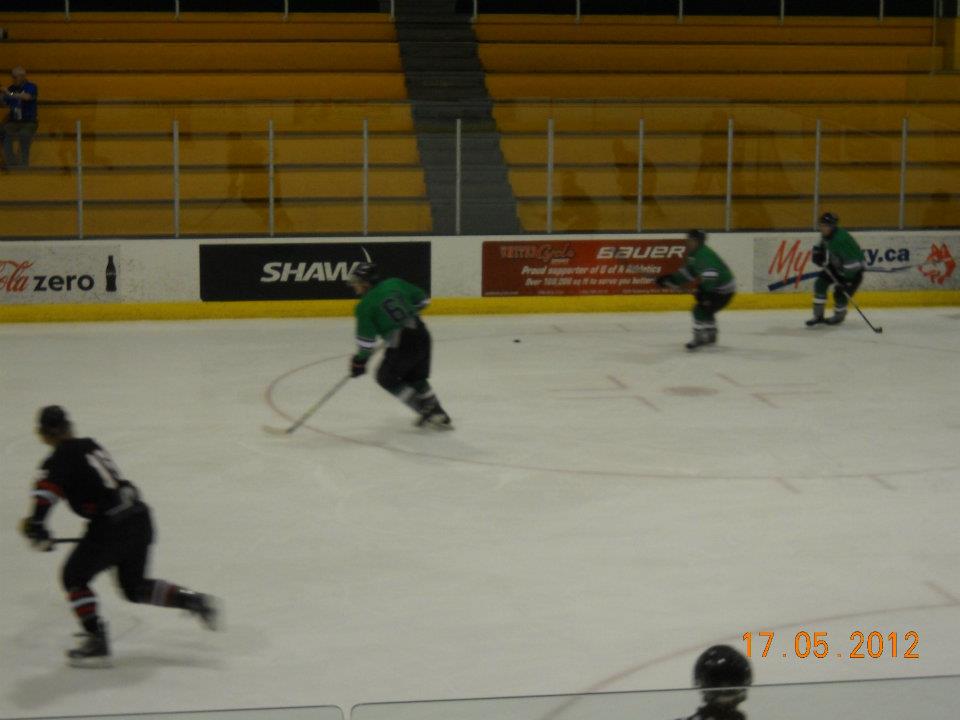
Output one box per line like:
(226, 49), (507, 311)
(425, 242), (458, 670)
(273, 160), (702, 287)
(354, 278), (430, 360)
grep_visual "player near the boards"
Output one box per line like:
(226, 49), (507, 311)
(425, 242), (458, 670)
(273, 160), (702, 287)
(656, 230), (737, 350)
(675, 644), (752, 720)
(19, 406), (219, 668)
(347, 262), (451, 428)
(806, 212), (866, 327)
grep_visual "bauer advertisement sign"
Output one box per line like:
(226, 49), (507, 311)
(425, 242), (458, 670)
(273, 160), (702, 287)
(754, 235), (959, 293)
(0, 244), (121, 304)
(199, 242), (430, 301)
(482, 239), (686, 296)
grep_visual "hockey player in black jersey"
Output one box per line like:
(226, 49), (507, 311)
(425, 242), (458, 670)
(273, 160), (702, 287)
(19, 406), (220, 668)
(675, 645), (752, 720)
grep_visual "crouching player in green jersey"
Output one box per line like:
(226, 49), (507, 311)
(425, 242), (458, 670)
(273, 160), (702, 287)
(656, 230), (737, 350)
(806, 212), (866, 327)
(347, 262), (452, 428)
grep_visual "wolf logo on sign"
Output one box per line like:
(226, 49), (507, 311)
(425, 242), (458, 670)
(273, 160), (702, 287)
(918, 243), (956, 286)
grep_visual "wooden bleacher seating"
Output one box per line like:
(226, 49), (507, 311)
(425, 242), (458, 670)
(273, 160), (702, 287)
(0, 12), (429, 237)
(478, 14), (960, 231)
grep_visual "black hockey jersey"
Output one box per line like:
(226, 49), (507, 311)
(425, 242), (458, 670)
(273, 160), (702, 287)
(31, 438), (142, 522)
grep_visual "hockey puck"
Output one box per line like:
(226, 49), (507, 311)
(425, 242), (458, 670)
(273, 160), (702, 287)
(513, 338), (521, 343)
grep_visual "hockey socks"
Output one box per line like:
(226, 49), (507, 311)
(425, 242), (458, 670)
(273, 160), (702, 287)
(67, 586), (99, 629)
(138, 580), (220, 630)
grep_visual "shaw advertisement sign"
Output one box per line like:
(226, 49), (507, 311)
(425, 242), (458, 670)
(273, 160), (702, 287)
(754, 235), (959, 293)
(482, 239), (687, 296)
(199, 242), (430, 301)
(0, 245), (121, 304)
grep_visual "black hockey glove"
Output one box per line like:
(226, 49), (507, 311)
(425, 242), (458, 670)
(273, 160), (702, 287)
(19, 517), (52, 551)
(350, 354), (368, 378)
(811, 245), (826, 267)
(654, 275), (671, 288)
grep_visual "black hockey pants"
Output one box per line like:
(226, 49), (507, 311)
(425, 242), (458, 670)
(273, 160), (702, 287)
(62, 504), (154, 602)
(376, 319), (432, 393)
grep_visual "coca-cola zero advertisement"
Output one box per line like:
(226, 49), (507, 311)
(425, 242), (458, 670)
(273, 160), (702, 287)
(0, 245), (121, 304)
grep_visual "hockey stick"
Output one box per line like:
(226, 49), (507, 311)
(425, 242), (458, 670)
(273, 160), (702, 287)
(263, 374), (352, 436)
(31, 537), (81, 552)
(824, 267), (883, 334)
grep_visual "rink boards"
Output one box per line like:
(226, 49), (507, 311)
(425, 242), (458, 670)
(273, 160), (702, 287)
(1, 231), (958, 322)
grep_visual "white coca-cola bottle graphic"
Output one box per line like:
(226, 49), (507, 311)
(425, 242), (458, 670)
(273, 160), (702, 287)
(105, 255), (117, 293)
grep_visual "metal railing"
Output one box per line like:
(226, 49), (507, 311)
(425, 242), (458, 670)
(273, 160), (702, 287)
(58, 0), (396, 21)
(47, 0), (958, 22)
(467, 0), (949, 24)
(52, 109), (934, 239)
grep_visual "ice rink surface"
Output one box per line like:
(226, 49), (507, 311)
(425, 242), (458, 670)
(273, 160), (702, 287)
(1, 308), (959, 718)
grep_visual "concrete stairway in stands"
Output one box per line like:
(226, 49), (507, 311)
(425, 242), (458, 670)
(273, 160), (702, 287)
(393, 0), (521, 235)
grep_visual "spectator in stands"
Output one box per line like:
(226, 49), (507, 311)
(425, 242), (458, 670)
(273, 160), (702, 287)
(3, 66), (38, 168)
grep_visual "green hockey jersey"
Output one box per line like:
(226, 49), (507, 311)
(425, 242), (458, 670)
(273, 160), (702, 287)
(663, 244), (736, 294)
(820, 227), (865, 281)
(354, 277), (429, 359)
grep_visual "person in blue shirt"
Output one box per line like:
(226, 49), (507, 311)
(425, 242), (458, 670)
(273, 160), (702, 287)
(3, 66), (38, 167)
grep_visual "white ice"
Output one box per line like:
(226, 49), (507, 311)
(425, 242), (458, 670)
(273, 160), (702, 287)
(1, 309), (959, 719)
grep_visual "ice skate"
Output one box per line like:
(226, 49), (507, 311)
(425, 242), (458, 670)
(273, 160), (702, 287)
(415, 400), (453, 429)
(183, 591), (220, 631)
(67, 623), (111, 668)
(685, 328), (710, 351)
(424, 407), (453, 429)
(825, 310), (847, 326)
(805, 316), (826, 327)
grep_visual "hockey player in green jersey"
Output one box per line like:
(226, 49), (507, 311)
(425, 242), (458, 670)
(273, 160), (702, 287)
(347, 262), (451, 428)
(806, 212), (866, 327)
(656, 230), (737, 350)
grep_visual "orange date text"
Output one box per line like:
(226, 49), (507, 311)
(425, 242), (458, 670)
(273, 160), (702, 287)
(742, 631), (919, 660)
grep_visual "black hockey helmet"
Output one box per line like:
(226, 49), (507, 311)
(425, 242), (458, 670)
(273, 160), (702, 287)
(687, 229), (707, 244)
(348, 261), (380, 285)
(818, 212), (839, 227)
(37, 405), (70, 434)
(694, 645), (752, 707)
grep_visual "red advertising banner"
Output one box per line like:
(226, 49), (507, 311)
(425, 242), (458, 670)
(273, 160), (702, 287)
(482, 239), (687, 296)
